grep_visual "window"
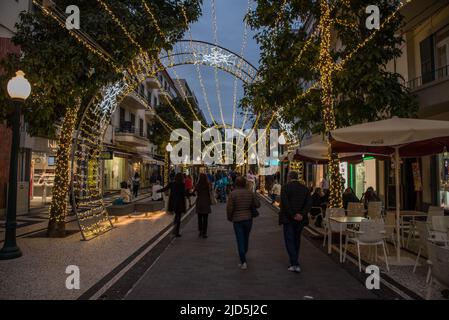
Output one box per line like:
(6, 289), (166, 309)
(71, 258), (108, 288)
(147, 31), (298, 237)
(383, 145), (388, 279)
(130, 113), (136, 131)
(420, 35), (435, 84)
(436, 25), (449, 79)
(139, 118), (144, 137)
(147, 123), (151, 139)
(119, 107), (125, 126)
(420, 36), (435, 83)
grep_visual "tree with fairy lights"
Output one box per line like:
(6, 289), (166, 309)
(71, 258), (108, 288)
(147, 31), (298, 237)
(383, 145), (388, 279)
(0, 0), (202, 237)
(243, 0), (417, 207)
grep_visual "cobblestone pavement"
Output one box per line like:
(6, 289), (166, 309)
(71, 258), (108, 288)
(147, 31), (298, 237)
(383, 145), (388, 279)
(126, 201), (379, 300)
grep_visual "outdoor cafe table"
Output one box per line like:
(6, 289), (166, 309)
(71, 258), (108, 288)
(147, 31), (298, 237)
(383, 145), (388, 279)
(386, 210), (428, 247)
(328, 216), (366, 263)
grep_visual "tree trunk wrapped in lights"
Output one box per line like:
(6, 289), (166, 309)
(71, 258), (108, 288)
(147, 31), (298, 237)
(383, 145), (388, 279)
(47, 104), (80, 237)
(319, 0), (342, 208)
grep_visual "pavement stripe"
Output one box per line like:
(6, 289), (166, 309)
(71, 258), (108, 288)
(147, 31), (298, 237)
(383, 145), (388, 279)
(77, 205), (196, 300)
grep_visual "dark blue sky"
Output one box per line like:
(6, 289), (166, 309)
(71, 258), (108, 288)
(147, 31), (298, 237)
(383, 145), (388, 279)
(168, 0), (260, 129)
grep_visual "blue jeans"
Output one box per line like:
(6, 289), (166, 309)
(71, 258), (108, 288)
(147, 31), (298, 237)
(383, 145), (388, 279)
(233, 219), (253, 264)
(283, 221), (304, 266)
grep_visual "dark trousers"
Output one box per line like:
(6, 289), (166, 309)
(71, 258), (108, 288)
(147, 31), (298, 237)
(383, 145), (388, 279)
(173, 211), (182, 235)
(233, 219), (252, 264)
(133, 185), (139, 197)
(198, 214), (209, 235)
(283, 221), (304, 266)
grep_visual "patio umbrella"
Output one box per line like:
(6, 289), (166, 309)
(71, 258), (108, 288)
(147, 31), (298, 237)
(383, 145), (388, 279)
(290, 141), (388, 163)
(330, 117), (449, 264)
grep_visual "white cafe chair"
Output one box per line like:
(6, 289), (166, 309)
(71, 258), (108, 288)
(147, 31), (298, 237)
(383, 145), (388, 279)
(322, 208), (346, 248)
(426, 243), (449, 300)
(343, 219), (390, 272)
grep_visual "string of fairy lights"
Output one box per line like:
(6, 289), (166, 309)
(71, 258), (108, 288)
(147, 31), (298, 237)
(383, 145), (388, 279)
(181, 5), (218, 127)
(232, 0), (251, 133)
(35, 0), (416, 239)
(210, 0), (227, 129)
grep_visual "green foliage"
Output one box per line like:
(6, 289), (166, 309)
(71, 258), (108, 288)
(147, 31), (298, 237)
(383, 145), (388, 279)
(243, 0), (418, 135)
(0, 0), (202, 136)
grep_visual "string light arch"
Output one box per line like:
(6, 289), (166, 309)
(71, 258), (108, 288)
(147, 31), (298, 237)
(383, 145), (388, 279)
(70, 40), (259, 240)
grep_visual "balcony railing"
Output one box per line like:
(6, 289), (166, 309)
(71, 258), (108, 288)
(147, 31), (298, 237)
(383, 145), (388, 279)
(407, 65), (449, 90)
(116, 122), (145, 138)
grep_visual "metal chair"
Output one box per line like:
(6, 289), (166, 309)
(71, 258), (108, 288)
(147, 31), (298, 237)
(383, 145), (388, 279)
(343, 219), (390, 272)
(412, 221), (432, 284)
(427, 206), (444, 222)
(367, 201), (383, 220)
(426, 243), (449, 300)
(347, 202), (365, 217)
(430, 216), (449, 244)
(322, 208), (346, 247)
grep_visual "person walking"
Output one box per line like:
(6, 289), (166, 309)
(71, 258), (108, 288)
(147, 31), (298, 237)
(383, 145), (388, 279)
(194, 173), (212, 238)
(246, 171), (256, 193)
(270, 180), (281, 204)
(158, 173), (188, 237)
(227, 176), (260, 270)
(185, 174), (194, 208)
(279, 171), (312, 273)
(132, 172), (140, 198)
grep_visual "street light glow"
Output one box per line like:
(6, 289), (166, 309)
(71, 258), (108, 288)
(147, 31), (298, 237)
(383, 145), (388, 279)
(166, 142), (173, 152)
(7, 70), (31, 101)
(278, 132), (287, 145)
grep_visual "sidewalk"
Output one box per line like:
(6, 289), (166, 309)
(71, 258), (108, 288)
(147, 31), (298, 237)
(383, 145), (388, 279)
(258, 192), (445, 300)
(0, 200), (187, 299)
(0, 188), (153, 244)
(125, 201), (380, 300)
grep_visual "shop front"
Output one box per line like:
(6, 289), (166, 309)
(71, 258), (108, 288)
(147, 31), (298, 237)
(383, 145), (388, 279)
(438, 153), (449, 209)
(28, 138), (58, 209)
(103, 151), (128, 191)
(348, 157), (377, 200)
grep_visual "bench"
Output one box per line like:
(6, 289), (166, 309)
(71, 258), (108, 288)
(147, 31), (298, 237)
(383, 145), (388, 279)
(106, 200), (165, 222)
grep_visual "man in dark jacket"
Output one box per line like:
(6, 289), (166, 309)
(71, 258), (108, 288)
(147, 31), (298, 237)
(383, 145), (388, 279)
(279, 171), (312, 273)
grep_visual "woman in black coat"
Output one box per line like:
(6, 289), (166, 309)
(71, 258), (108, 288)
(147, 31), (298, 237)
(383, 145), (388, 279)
(159, 172), (188, 237)
(195, 173), (212, 238)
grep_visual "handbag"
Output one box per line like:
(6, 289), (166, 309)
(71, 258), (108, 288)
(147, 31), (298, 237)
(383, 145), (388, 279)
(251, 206), (260, 218)
(250, 195), (259, 218)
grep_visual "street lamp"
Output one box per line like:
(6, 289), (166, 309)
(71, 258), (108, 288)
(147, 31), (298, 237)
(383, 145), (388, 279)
(0, 71), (31, 260)
(278, 132), (287, 145)
(165, 142), (173, 152)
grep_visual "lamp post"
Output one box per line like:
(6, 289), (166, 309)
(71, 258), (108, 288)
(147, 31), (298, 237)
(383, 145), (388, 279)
(164, 143), (173, 184)
(0, 71), (31, 260)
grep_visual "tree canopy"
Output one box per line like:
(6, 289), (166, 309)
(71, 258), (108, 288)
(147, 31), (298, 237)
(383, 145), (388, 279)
(0, 0), (203, 135)
(242, 0), (418, 135)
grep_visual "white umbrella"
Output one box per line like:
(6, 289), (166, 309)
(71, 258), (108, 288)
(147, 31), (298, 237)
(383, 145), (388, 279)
(331, 117), (449, 264)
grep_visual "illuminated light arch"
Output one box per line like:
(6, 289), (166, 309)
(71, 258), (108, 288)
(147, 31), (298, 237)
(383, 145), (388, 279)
(70, 40), (259, 240)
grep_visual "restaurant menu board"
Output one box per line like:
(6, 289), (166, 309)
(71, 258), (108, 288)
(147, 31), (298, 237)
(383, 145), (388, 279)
(412, 162), (423, 192)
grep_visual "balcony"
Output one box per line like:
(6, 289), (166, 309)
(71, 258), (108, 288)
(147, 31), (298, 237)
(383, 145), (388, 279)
(145, 77), (160, 90)
(115, 122), (150, 147)
(145, 108), (155, 120)
(406, 65), (449, 118)
(158, 90), (173, 104)
(121, 91), (147, 110)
